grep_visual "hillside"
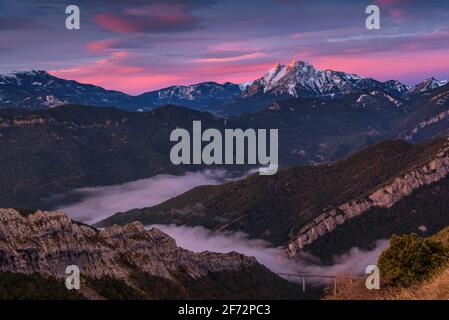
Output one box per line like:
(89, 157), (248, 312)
(0, 104), (225, 208)
(400, 83), (449, 142)
(98, 138), (449, 260)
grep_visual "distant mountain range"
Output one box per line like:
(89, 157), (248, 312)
(1, 60), (447, 116)
(1, 79), (449, 209)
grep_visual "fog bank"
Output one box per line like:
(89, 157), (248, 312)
(59, 168), (389, 283)
(148, 224), (389, 282)
(61, 170), (235, 224)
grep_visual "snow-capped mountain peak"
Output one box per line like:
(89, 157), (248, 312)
(0, 70), (49, 85)
(408, 77), (448, 94)
(238, 81), (254, 91)
(242, 59), (410, 99)
(244, 59), (365, 98)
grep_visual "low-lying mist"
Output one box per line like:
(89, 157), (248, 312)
(148, 224), (389, 283)
(61, 169), (237, 224)
(59, 168), (389, 283)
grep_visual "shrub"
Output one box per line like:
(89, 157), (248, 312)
(378, 233), (449, 287)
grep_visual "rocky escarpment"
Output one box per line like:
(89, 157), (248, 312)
(288, 138), (449, 256)
(0, 209), (255, 279)
(404, 109), (449, 142)
(0, 209), (300, 299)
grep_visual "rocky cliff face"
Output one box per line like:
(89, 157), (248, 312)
(0, 209), (302, 299)
(0, 209), (256, 281)
(288, 138), (449, 256)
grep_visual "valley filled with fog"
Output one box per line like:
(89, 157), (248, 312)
(60, 170), (388, 281)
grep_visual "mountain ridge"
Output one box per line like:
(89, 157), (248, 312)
(241, 60), (410, 99)
(1, 60), (447, 116)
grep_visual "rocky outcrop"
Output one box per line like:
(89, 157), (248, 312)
(0, 209), (303, 299)
(288, 138), (449, 256)
(0, 209), (256, 281)
(404, 109), (449, 142)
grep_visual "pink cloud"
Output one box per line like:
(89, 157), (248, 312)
(389, 8), (403, 17)
(95, 13), (141, 33)
(189, 60), (275, 82)
(86, 39), (124, 53)
(94, 4), (199, 34)
(388, 8), (408, 22)
(50, 64), (182, 95)
(193, 52), (266, 63)
(49, 49), (184, 94)
(50, 47), (449, 95)
(48, 54), (273, 94)
(109, 51), (130, 58)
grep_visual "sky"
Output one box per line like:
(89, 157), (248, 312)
(1, 0), (449, 94)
